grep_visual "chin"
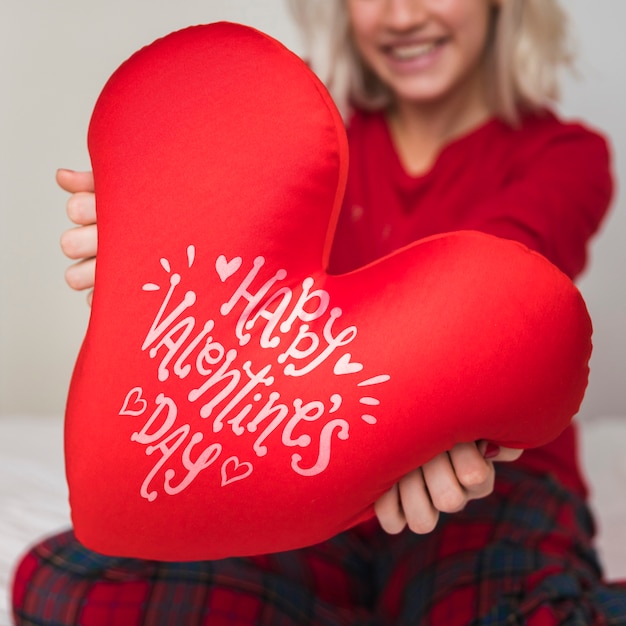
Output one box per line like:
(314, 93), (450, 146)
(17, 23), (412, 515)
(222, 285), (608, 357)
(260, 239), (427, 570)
(392, 87), (450, 107)
(381, 74), (450, 105)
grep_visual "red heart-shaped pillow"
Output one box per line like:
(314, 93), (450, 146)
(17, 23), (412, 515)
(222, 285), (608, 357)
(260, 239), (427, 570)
(65, 23), (592, 560)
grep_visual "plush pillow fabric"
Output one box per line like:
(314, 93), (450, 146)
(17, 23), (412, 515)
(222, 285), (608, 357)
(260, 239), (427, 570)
(65, 22), (592, 560)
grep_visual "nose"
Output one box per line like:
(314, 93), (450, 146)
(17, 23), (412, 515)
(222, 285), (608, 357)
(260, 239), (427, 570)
(382, 0), (427, 31)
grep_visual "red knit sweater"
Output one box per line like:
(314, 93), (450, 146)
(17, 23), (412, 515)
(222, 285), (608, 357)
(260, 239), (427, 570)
(329, 108), (613, 497)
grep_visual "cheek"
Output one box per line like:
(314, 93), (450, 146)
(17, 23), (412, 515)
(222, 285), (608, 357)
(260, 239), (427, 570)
(348, 25), (381, 72)
(452, 7), (493, 66)
(346, 1), (381, 51)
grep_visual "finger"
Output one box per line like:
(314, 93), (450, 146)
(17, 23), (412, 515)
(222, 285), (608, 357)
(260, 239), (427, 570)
(86, 289), (94, 307)
(448, 442), (494, 498)
(66, 191), (97, 226)
(56, 169), (95, 194)
(398, 468), (439, 534)
(374, 483), (407, 535)
(421, 452), (468, 514)
(60, 224), (98, 260)
(478, 441), (524, 463)
(491, 446), (524, 463)
(64, 258), (96, 291)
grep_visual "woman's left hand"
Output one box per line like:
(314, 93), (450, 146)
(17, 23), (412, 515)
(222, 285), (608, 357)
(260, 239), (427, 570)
(374, 442), (523, 535)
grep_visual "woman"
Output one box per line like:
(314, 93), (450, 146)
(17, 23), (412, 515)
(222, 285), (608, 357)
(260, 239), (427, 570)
(13, 0), (626, 623)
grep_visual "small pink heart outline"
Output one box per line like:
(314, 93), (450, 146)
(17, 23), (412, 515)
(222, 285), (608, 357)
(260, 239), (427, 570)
(334, 353), (364, 375)
(119, 387), (148, 416)
(221, 456), (253, 486)
(216, 255), (242, 282)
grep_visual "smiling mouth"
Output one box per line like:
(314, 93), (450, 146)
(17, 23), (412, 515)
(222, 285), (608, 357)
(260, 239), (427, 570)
(388, 39), (445, 61)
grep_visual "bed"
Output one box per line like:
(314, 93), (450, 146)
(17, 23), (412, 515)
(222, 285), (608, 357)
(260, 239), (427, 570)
(1, 414), (625, 625)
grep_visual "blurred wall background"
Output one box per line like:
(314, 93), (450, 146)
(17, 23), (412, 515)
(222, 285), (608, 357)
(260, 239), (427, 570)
(1, 0), (624, 419)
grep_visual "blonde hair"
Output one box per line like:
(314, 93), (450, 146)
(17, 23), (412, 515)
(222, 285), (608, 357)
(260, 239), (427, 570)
(287, 0), (574, 125)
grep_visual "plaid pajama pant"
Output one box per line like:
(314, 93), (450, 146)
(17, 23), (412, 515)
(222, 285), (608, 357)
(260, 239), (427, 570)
(11, 465), (626, 626)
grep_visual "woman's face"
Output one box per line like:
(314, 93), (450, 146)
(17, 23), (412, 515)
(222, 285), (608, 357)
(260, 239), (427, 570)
(347, 0), (496, 108)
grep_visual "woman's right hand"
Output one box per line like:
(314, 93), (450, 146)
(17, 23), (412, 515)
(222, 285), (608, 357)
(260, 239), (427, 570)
(58, 169), (97, 305)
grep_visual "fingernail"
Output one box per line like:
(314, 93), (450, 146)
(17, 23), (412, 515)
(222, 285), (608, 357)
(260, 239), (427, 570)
(483, 443), (500, 459)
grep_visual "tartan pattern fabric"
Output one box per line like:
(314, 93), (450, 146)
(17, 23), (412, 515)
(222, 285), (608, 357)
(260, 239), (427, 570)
(12, 466), (626, 626)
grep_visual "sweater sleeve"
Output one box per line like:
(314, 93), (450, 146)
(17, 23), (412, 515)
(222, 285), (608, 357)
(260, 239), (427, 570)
(463, 123), (614, 280)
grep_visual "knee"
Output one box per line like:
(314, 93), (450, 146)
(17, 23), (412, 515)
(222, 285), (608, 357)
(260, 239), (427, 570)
(11, 545), (45, 625)
(11, 531), (85, 626)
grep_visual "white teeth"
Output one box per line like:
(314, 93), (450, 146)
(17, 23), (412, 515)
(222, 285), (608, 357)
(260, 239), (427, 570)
(390, 41), (439, 60)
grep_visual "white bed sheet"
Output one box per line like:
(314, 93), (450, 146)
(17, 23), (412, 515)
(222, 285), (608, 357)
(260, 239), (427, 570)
(1, 416), (70, 626)
(1, 414), (625, 626)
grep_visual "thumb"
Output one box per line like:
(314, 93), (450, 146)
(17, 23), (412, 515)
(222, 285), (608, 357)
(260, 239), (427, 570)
(56, 169), (95, 193)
